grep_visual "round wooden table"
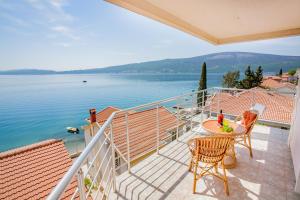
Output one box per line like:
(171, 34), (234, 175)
(201, 119), (246, 169)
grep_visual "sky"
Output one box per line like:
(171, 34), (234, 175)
(1, 0), (300, 71)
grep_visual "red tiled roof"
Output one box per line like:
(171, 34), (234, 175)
(261, 78), (284, 88)
(263, 76), (282, 81)
(95, 106), (120, 123)
(0, 139), (78, 200)
(209, 88), (293, 124)
(261, 79), (296, 90)
(97, 107), (181, 160)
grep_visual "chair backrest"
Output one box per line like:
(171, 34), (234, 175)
(242, 110), (258, 134)
(191, 136), (233, 163)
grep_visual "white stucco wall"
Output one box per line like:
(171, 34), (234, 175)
(276, 87), (295, 95)
(84, 124), (112, 185)
(289, 78), (300, 193)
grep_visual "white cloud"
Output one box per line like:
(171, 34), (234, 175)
(0, 0), (85, 45)
(49, 0), (66, 8)
(52, 25), (80, 40)
(0, 12), (29, 27)
(25, 0), (73, 22)
(52, 25), (69, 33)
(55, 42), (71, 47)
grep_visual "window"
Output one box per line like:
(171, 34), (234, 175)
(171, 131), (177, 141)
(115, 152), (121, 168)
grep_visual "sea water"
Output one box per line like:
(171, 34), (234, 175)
(0, 73), (223, 153)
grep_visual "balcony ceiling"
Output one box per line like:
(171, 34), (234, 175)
(106, 0), (300, 44)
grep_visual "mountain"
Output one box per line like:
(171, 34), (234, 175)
(1, 52), (300, 75)
(0, 69), (56, 75)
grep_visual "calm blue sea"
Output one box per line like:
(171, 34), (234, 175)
(0, 73), (223, 153)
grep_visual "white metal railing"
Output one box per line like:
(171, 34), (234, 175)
(47, 87), (293, 200)
(47, 113), (116, 200)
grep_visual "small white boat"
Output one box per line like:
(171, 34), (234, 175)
(66, 127), (79, 134)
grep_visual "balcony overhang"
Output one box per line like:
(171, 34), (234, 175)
(106, 0), (300, 45)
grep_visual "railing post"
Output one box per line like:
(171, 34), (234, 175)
(252, 90), (255, 107)
(109, 123), (116, 192)
(201, 90), (204, 123)
(190, 93), (194, 130)
(217, 88), (220, 113)
(125, 112), (131, 173)
(209, 89), (213, 118)
(156, 104), (160, 154)
(77, 169), (86, 200)
(176, 99), (179, 141)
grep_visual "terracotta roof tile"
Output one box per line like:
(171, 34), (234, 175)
(0, 139), (78, 200)
(209, 88), (293, 124)
(263, 76), (282, 81)
(261, 78), (283, 88)
(95, 106), (120, 123)
(261, 79), (296, 90)
(97, 107), (182, 160)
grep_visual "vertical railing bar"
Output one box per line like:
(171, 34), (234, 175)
(94, 167), (113, 200)
(92, 156), (112, 199)
(85, 137), (109, 176)
(77, 169), (86, 200)
(190, 93), (194, 130)
(103, 172), (114, 200)
(85, 143), (112, 198)
(201, 90), (204, 123)
(156, 104), (160, 154)
(217, 88), (220, 114)
(125, 112), (131, 172)
(176, 98), (179, 141)
(252, 90), (255, 107)
(209, 89), (213, 118)
(220, 88), (222, 112)
(109, 123), (116, 192)
(98, 169), (113, 200)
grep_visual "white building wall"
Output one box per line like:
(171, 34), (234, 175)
(289, 77), (300, 193)
(84, 124), (112, 185)
(276, 87), (295, 95)
(83, 124), (128, 181)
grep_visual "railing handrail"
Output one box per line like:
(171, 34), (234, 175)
(47, 112), (117, 200)
(117, 88), (211, 113)
(47, 86), (294, 199)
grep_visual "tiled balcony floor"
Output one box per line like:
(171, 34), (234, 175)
(111, 125), (300, 200)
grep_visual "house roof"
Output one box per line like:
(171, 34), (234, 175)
(261, 79), (296, 90)
(263, 76), (282, 81)
(0, 139), (78, 200)
(95, 106), (120, 123)
(106, 0), (300, 44)
(209, 88), (294, 124)
(97, 106), (181, 160)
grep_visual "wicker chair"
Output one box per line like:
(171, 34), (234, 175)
(188, 136), (233, 195)
(234, 110), (258, 158)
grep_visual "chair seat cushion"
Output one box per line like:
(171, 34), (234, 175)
(242, 111), (257, 131)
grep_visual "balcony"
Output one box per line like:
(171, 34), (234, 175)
(110, 124), (297, 200)
(47, 88), (299, 200)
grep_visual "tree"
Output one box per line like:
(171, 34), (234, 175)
(222, 70), (240, 88)
(254, 66), (263, 87)
(238, 65), (264, 89)
(197, 62), (207, 106)
(279, 68), (283, 76)
(239, 66), (255, 89)
(288, 69), (296, 76)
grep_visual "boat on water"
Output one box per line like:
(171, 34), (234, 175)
(66, 127), (80, 134)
